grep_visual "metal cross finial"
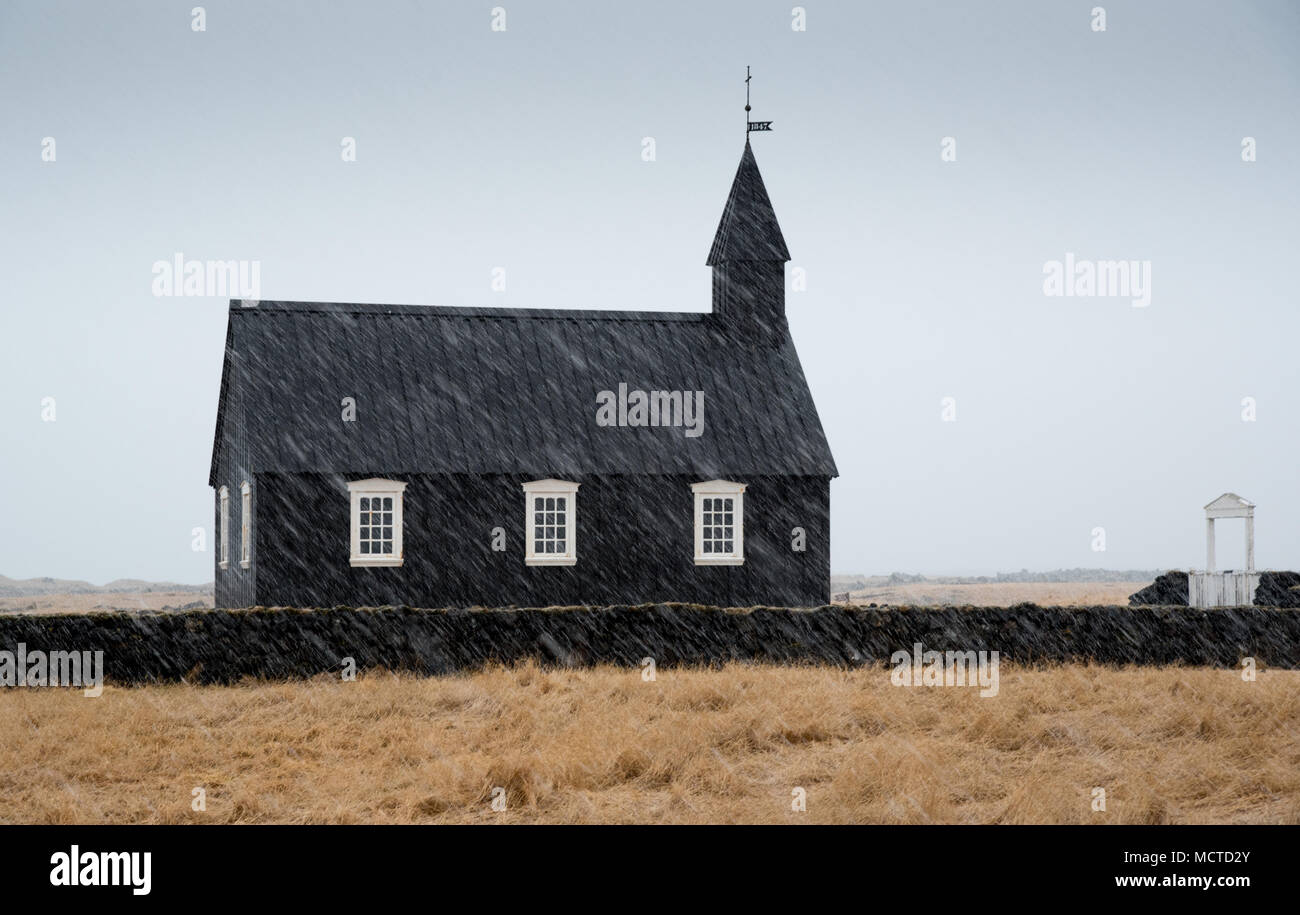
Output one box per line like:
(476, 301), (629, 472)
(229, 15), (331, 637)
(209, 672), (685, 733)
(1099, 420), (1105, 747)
(744, 66), (773, 134)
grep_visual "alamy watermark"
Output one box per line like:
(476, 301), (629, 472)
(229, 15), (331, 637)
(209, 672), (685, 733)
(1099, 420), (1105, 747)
(50, 846), (150, 895)
(596, 383), (704, 438)
(151, 252), (260, 298)
(0, 643), (103, 696)
(891, 643), (1000, 697)
(1043, 253), (1150, 307)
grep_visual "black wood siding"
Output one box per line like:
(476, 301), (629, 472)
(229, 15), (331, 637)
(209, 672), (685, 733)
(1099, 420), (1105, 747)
(240, 472), (830, 609)
(214, 349), (255, 608)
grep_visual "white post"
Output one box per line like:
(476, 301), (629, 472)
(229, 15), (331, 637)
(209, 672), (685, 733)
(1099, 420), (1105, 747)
(1246, 515), (1255, 571)
(1206, 518), (1216, 572)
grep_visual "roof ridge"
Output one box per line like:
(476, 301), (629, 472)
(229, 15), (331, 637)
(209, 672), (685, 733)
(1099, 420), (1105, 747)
(229, 301), (710, 322)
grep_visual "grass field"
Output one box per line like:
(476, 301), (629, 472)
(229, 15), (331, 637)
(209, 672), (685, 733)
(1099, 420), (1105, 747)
(1, 662), (1296, 824)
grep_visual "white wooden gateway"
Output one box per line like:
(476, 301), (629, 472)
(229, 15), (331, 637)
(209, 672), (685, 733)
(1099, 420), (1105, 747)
(1189, 493), (1260, 608)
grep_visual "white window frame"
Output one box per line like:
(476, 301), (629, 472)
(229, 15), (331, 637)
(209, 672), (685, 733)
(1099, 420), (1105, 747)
(348, 478), (407, 567)
(218, 486), (230, 570)
(523, 479), (579, 566)
(239, 481), (252, 568)
(692, 480), (746, 566)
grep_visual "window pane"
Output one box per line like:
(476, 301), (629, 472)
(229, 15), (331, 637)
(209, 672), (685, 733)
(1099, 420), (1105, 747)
(534, 526), (544, 540)
(383, 527), (392, 539)
(360, 541), (370, 554)
(545, 527), (554, 538)
(535, 512), (544, 524)
(360, 497), (370, 510)
(556, 526), (565, 538)
(535, 497), (544, 511)
(723, 541), (733, 552)
(545, 497), (555, 510)
(723, 527), (732, 538)
(382, 541), (393, 554)
(383, 497), (392, 510)
(703, 541), (713, 553)
(555, 540), (565, 552)
(544, 541), (554, 554)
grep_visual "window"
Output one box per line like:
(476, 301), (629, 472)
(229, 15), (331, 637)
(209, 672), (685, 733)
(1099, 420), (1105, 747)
(239, 481), (251, 569)
(218, 486), (230, 570)
(692, 480), (746, 565)
(523, 479), (579, 566)
(347, 478), (406, 567)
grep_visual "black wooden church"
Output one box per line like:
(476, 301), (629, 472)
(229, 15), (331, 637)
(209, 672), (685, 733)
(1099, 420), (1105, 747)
(209, 137), (837, 608)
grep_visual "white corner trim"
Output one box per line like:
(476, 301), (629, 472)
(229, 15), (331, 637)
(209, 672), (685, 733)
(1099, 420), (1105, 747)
(218, 485), (230, 571)
(239, 479), (251, 568)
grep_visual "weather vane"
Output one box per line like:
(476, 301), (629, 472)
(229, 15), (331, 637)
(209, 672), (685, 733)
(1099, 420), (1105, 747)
(745, 66), (773, 133)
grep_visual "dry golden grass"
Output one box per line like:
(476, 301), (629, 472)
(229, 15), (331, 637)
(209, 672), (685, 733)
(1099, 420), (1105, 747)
(1, 663), (1297, 824)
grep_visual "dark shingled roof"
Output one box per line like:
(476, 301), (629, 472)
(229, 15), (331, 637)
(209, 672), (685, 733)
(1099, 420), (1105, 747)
(210, 141), (834, 484)
(706, 139), (790, 265)
(210, 301), (837, 483)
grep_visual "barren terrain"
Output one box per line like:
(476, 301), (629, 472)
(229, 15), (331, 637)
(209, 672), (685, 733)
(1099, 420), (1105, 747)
(842, 581), (1147, 607)
(0, 591), (209, 615)
(0, 580), (1148, 615)
(2, 663), (1295, 824)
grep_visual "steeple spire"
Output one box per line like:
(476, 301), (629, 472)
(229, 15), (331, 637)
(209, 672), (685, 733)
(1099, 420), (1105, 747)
(707, 110), (791, 338)
(706, 139), (790, 266)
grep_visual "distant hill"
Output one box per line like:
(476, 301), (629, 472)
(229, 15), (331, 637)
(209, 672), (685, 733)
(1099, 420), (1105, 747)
(0, 575), (212, 598)
(832, 569), (1163, 591)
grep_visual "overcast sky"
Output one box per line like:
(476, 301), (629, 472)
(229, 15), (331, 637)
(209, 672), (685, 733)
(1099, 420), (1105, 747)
(1, 1), (1297, 584)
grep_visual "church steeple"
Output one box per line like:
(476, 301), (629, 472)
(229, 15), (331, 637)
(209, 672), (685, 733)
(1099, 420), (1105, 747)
(707, 139), (790, 267)
(708, 138), (789, 337)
